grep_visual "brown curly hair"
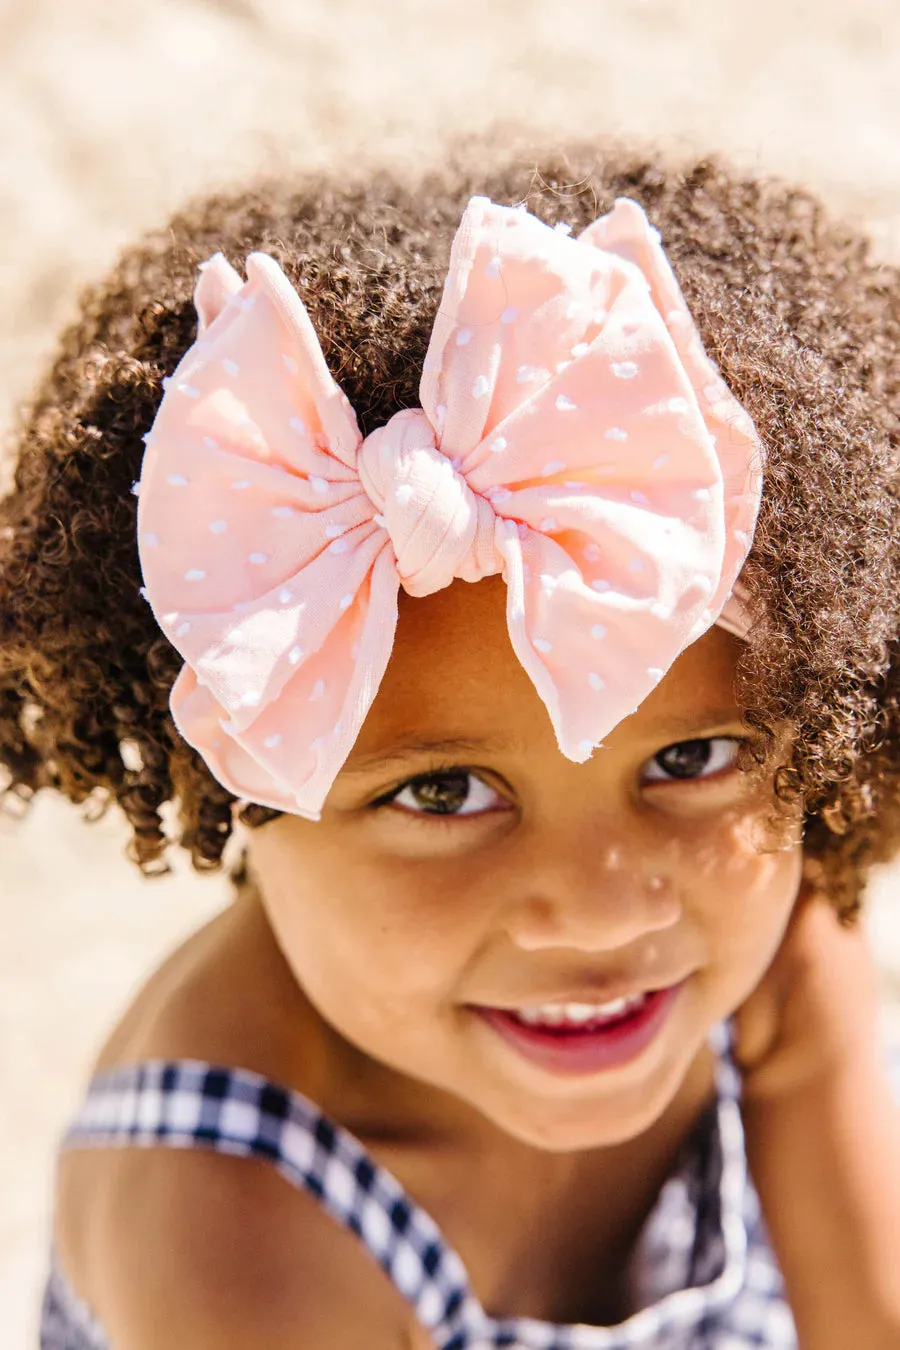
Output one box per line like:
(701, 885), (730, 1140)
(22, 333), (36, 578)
(2, 138), (899, 918)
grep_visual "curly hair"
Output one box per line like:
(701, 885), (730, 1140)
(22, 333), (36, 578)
(2, 138), (899, 917)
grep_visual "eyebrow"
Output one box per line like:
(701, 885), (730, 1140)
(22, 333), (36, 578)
(339, 708), (746, 779)
(340, 735), (522, 777)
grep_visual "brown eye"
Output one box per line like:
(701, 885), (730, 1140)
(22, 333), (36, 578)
(643, 738), (739, 784)
(388, 771), (502, 816)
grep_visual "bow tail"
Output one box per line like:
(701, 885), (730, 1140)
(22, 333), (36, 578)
(171, 550), (401, 819)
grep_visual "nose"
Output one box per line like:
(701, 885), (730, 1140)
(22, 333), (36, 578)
(503, 837), (682, 954)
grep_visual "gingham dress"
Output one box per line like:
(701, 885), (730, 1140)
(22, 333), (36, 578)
(40, 1020), (812, 1349)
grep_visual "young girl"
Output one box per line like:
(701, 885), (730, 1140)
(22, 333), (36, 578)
(4, 140), (900, 1350)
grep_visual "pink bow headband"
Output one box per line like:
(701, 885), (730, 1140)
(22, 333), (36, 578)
(136, 195), (763, 819)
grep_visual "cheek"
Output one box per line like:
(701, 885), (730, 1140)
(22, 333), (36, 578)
(258, 835), (490, 1020)
(676, 807), (804, 1004)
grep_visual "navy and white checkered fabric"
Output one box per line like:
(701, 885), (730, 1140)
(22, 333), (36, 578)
(46, 1017), (877, 1350)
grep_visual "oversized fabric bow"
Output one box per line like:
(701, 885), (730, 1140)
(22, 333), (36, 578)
(136, 195), (763, 818)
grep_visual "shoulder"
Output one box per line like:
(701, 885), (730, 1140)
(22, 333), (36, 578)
(57, 1138), (415, 1349)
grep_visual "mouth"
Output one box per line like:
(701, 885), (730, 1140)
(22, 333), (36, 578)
(471, 981), (687, 1076)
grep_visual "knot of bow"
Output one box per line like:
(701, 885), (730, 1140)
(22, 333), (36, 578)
(137, 195), (763, 818)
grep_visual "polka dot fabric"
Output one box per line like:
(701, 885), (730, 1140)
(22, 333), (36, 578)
(136, 195), (763, 819)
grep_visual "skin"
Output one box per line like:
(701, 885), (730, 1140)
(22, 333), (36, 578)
(249, 571), (804, 1157)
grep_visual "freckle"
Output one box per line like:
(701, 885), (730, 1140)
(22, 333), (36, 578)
(603, 847), (622, 869)
(647, 875), (665, 893)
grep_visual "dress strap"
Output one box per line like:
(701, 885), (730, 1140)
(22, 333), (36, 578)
(62, 1060), (481, 1348)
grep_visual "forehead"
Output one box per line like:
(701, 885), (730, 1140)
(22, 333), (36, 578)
(347, 575), (743, 764)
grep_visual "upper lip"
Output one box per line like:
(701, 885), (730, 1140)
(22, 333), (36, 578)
(476, 973), (692, 1012)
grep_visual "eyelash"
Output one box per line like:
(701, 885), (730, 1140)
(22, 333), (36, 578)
(374, 737), (743, 820)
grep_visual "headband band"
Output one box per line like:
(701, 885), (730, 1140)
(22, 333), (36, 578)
(136, 195), (763, 819)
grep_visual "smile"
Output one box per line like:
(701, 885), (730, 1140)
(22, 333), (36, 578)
(472, 981), (686, 1076)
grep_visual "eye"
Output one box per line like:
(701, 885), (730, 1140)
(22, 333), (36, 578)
(642, 737), (740, 785)
(384, 770), (504, 817)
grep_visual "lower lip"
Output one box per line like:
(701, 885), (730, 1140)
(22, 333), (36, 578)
(474, 983), (685, 1076)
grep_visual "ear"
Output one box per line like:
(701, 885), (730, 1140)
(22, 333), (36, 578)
(194, 253), (244, 333)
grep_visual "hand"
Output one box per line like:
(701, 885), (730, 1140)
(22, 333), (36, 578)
(733, 867), (883, 1103)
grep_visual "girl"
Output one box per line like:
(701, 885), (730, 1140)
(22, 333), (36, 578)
(4, 140), (900, 1349)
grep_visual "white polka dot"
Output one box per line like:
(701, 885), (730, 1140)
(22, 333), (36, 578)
(611, 362), (639, 380)
(533, 638), (552, 653)
(248, 553), (268, 565)
(271, 505), (295, 519)
(667, 309), (687, 325)
(232, 600), (252, 611)
(373, 513), (388, 529)
(435, 404), (447, 433)
(692, 574), (713, 594)
(392, 484), (412, 508)
(649, 226), (662, 244)
(130, 481), (141, 497)
(203, 436), (220, 450)
(541, 460), (566, 476)
(555, 359), (572, 374)
(141, 432), (155, 446)
(578, 739), (594, 756)
(591, 624), (607, 639)
(648, 667), (664, 682)
(333, 721), (343, 736)
(308, 477), (328, 495)
(138, 586), (149, 601)
(339, 593), (354, 611)
(650, 601), (672, 619)
(539, 574), (559, 593)
(604, 426), (628, 441)
(230, 480), (252, 490)
(691, 488), (712, 502)
(583, 543), (601, 562)
(142, 532), (159, 547)
(571, 342), (590, 358)
(566, 301), (586, 320)
(288, 645), (304, 664)
(554, 221), (573, 236)
(221, 358), (240, 377)
(516, 365), (544, 383)
(540, 517), (558, 531)
(517, 521), (528, 540)
(630, 491), (650, 505)
(325, 523), (346, 538)
(456, 327), (473, 346)
(668, 397), (689, 414)
(178, 383), (201, 399)
(628, 557), (645, 572)
(161, 376), (172, 390)
(209, 519), (228, 534)
(167, 473), (189, 487)
(501, 306), (518, 324)
(489, 436), (507, 453)
(278, 588), (292, 604)
(652, 455), (669, 469)
(239, 690), (261, 707)
(289, 416), (308, 435)
(486, 486), (511, 504)
(450, 455), (463, 471)
(485, 255), (501, 278)
(282, 354), (298, 374)
(264, 733), (283, 748)
(591, 579), (611, 592)
(236, 295), (256, 312)
(185, 569), (206, 581)
(329, 538), (349, 554)
(175, 621), (191, 636)
(588, 672), (605, 691)
(555, 394), (577, 412)
(703, 383), (723, 402)
(735, 530), (751, 548)
(309, 679), (326, 701)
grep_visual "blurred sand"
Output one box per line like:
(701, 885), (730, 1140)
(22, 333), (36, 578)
(4, 2), (900, 1345)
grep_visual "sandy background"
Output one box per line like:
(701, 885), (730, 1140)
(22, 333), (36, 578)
(4, 2), (900, 1345)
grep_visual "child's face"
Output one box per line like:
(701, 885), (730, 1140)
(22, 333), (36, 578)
(248, 575), (803, 1151)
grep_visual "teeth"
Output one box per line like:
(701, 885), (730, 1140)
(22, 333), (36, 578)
(514, 994), (647, 1027)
